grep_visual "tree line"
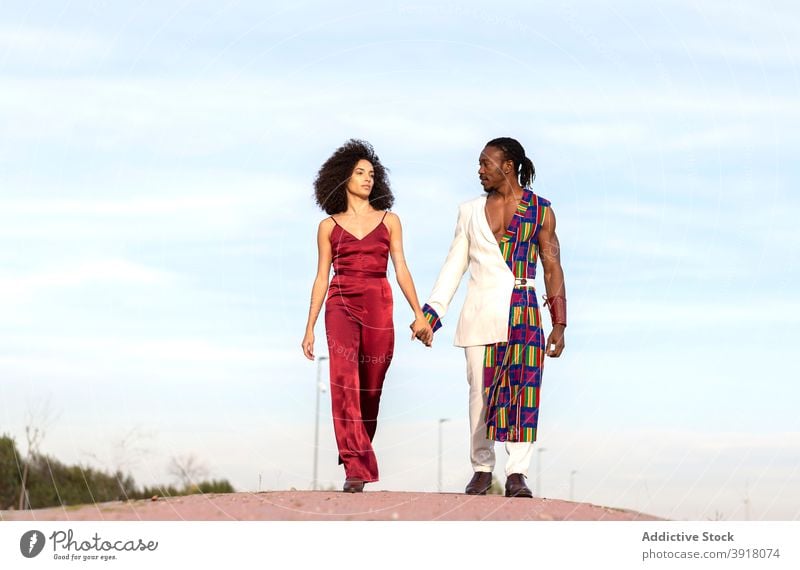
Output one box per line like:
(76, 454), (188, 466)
(0, 434), (234, 510)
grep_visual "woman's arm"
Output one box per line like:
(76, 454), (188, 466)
(301, 218), (334, 360)
(385, 212), (433, 346)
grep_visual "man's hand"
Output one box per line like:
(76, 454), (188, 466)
(409, 316), (433, 347)
(545, 324), (565, 357)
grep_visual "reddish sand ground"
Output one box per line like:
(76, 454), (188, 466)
(1, 491), (663, 521)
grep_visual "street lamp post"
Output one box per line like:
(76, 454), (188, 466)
(313, 355), (329, 491)
(744, 480), (750, 521)
(535, 447), (547, 497)
(569, 470), (577, 501)
(437, 418), (449, 493)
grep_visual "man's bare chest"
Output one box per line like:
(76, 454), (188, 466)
(484, 199), (519, 241)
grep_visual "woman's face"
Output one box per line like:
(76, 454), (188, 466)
(346, 159), (374, 201)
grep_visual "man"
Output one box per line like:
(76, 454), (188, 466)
(414, 137), (567, 498)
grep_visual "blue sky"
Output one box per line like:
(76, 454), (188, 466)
(1, 0), (798, 520)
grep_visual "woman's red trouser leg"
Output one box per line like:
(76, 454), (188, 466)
(325, 305), (379, 482)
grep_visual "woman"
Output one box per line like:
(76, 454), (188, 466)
(302, 139), (432, 492)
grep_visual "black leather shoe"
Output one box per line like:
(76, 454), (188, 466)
(343, 479), (365, 493)
(504, 473), (533, 498)
(465, 471), (493, 495)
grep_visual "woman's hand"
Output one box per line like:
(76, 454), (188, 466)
(409, 316), (433, 347)
(302, 330), (315, 360)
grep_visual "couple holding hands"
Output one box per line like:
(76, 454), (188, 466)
(302, 137), (567, 497)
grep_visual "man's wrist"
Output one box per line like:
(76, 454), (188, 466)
(543, 295), (567, 327)
(422, 303), (442, 332)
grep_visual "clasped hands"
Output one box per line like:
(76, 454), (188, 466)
(409, 315), (433, 347)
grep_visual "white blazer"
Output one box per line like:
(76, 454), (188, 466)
(426, 195), (516, 347)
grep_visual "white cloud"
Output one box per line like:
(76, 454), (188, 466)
(0, 258), (172, 302)
(2, 195), (250, 216)
(0, 26), (108, 66)
(576, 298), (800, 328)
(661, 123), (762, 152)
(49, 336), (282, 365)
(641, 0), (800, 66)
(541, 122), (647, 147)
(1, 74), (797, 162)
(0, 173), (309, 242)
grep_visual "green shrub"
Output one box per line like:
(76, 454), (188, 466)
(0, 434), (235, 510)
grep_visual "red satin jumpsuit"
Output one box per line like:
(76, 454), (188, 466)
(325, 212), (394, 482)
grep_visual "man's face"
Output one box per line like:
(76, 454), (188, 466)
(478, 146), (512, 192)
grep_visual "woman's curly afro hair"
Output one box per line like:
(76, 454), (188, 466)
(313, 139), (394, 215)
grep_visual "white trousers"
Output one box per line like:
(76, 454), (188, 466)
(465, 345), (534, 476)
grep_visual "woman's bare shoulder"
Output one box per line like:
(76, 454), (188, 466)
(383, 211), (400, 225)
(318, 216), (336, 236)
